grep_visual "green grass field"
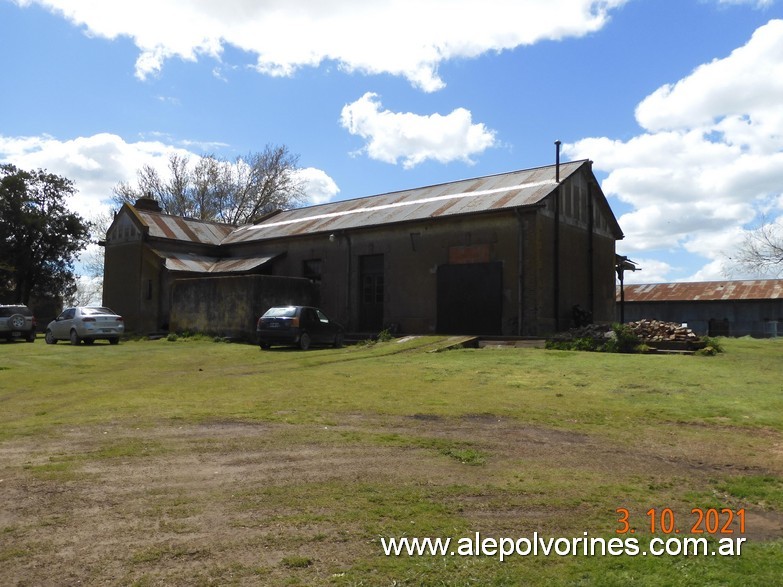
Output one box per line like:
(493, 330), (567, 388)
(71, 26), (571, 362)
(1, 335), (781, 585)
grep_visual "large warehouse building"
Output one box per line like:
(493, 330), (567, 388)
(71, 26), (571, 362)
(103, 160), (624, 339)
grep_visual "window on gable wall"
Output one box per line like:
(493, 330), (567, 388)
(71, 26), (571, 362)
(303, 259), (323, 282)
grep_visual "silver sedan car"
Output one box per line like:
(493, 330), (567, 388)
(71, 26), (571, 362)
(45, 306), (125, 345)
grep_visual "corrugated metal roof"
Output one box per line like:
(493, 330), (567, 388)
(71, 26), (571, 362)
(622, 280), (783, 302)
(222, 161), (586, 245)
(137, 211), (235, 245)
(150, 249), (279, 273)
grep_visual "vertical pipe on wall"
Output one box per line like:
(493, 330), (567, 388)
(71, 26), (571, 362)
(516, 208), (525, 336)
(619, 268), (625, 324)
(588, 178), (595, 318)
(346, 233), (352, 331)
(553, 141), (561, 332)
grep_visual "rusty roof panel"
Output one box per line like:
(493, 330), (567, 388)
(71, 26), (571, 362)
(149, 214), (177, 239)
(174, 217), (200, 242)
(151, 249), (278, 273)
(223, 161), (584, 245)
(622, 280), (783, 302)
(490, 188), (523, 209)
(138, 211), (234, 245)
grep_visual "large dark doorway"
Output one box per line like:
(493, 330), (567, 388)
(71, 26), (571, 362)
(359, 254), (384, 331)
(708, 318), (730, 337)
(436, 262), (502, 335)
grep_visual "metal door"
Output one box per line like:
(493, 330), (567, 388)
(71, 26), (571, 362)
(436, 262), (502, 335)
(359, 254), (384, 332)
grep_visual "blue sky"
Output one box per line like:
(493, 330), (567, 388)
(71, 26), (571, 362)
(1, 0), (782, 284)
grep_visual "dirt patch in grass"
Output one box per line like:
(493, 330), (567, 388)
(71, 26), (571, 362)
(1, 416), (781, 585)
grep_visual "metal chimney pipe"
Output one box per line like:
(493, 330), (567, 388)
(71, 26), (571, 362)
(555, 140), (561, 183)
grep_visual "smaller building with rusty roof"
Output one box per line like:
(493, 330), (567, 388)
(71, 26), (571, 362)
(620, 280), (783, 337)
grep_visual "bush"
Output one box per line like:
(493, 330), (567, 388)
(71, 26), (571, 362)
(634, 343), (655, 354)
(545, 336), (602, 352)
(573, 337), (600, 352)
(603, 323), (640, 354)
(695, 346), (718, 356)
(545, 339), (571, 351)
(547, 323), (640, 353)
(548, 327), (724, 356)
(377, 328), (393, 342)
(700, 336), (724, 353)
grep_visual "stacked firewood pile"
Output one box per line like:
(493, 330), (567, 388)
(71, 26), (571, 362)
(552, 319), (701, 346)
(552, 320), (699, 343)
(547, 320), (709, 353)
(625, 319), (699, 342)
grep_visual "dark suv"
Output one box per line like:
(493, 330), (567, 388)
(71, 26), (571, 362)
(0, 304), (37, 342)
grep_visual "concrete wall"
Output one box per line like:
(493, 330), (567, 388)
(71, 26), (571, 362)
(169, 274), (317, 341)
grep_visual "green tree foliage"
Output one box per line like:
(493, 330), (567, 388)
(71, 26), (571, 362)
(0, 164), (91, 304)
(112, 145), (306, 225)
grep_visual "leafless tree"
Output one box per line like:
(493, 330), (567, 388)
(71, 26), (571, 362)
(731, 217), (783, 277)
(112, 145), (306, 224)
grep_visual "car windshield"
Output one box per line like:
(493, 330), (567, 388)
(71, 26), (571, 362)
(81, 307), (115, 316)
(263, 307), (297, 318)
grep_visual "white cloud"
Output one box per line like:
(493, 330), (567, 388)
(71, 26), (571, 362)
(296, 167), (341, 205)
(635, 20), (783, 134)
(622, 258), (673, 284)
(0, 133), (187, 218)
(0, 133), (340, 219)
(565, 19), (783, 282)
(340, 92), (497, 168)
(12, 0), (629, 91)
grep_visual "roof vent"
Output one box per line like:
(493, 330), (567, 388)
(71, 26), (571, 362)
(134, 195), (162, 212)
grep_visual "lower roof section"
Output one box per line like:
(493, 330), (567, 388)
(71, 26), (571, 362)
(150, 249), (280, 274)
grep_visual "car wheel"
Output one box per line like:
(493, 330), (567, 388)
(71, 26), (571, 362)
(109, 338), (119, 345)
(70, 330), (81, 345)
(333, 332), (344, 348)
(259, 342), (270, 350)
(299, 332), (311, 350)
(8, 314), (26, 330)
(84, 338), (95, 345)
(45, 329), (57, 344)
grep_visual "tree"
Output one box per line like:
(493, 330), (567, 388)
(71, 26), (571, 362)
(112, 145), (306, 225)
(66, 210), (114, 307)
(732, 217), (783, 277)
(0, 164), (91, 305)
